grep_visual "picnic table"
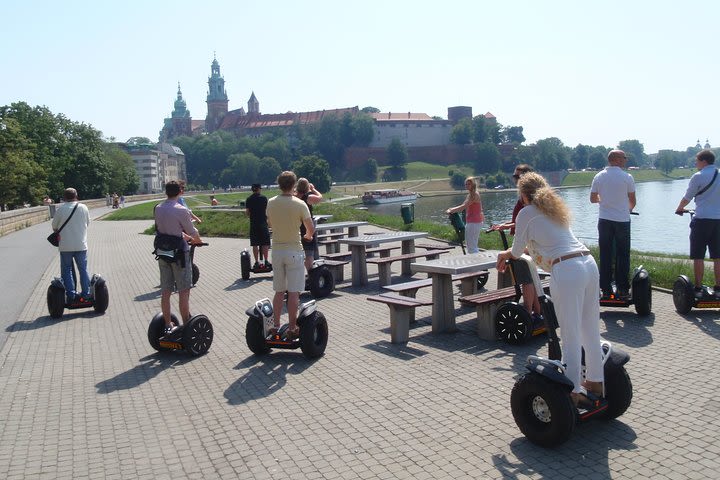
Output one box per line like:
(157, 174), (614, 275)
(339, 231), (428, 286)
(410, 252), (497, 333)
(314, 221), (368, 254)
(313, 214), (333, 224)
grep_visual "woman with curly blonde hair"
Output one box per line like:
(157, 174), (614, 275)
(495, 172), (603, 407)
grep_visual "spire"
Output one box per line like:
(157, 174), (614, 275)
(173, 83), (189, 117)
(248, 91), (259, 114)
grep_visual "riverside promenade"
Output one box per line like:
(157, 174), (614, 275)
(1, 205), (719, 479)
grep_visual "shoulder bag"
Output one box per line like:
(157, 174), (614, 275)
(47, 203), (79, 247)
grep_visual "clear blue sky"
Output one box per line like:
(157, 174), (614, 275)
(2, 0), (716, 154)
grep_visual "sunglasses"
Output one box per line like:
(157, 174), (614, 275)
(512, 174), (520, 179)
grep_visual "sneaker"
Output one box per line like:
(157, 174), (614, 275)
(164, 325), (178, 335)
(531, 313), (544, 324)
(617, 291), (631, 301)
(694, 287), (704, 299)
(253, 262), (260, 270)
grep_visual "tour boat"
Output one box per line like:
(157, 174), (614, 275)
(361, 189), (418, 205)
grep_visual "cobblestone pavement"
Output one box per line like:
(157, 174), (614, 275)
(1, 216), (719, 479)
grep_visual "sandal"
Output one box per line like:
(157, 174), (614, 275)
(267, 325), (280, 337)
(285, 326), (300, 340)
(582, 380), (604, 397)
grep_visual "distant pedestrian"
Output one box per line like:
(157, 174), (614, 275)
(119, 195), (125, 208)
(446, 177), (484, 254)
(590, 149), (636, 300)
(245, 184), (271, 269)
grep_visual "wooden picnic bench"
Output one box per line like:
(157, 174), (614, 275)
(366, 293), (433, 343)
(366, 249), (450, 287)
(319, 258), (351, 282)
(459, 279), (550, 340)
(382, 271), (489, 322)
(322, 246), (399, 261)
(415, 243), (455, 251)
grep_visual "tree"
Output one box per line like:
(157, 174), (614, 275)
(450, 118), (473, 145)
(361, 106), (380, 114)
(126, 136), (151, 145)
(315, 115), (344, 172)
(571, 144), (590, 170)
(617, 139), (646, 167)
(474, 141), (501, 174)
(387, 138), (407, 168)
(656, 150), (676, 174)
(362, 158), (378, 182)
(500, 126), (525, 145)
(472, 115), (488, 144)
(535, 137), (571, 171)
(350, 114), (374, 146)
(450, 172), (466, 190)
(291, 155), (332, 193)
(588, 148), (607, 170)
(104, 143), (139, 195)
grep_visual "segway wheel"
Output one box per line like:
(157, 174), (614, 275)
(308, 266), (335, 298)
(47, 284), (65, 319)
(672, 276), (694, 314)
(192, 264), (200, 286)
(476, 270), (489, 290)
(602, 366), (633, 419)
(510, 372), (577, 448)
(246, 316), (271, 355)
(183, 314), (213, 356)
(632, 270), (652, 316)
(241, 251), (251, 280)
(495, 303), (533, 344)
(148, 313), (179, 352)
(300, 311), (328, 359)
(93, 278), (109, 314)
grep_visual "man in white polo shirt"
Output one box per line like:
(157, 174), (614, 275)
(590, 150), (636, 300)
(51, 188), (91, 304)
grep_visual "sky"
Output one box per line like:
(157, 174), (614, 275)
(2, 0), (717, 154)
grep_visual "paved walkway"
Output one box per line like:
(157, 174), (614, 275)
(0, 210), (719, 479)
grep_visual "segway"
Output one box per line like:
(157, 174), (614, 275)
(147, 313), (214, 356)
(488, 227), (548, 344)
(510, 291), (633, 447)
(598, 265), (652, 316)
(47, 258), (109, 319)
(306, 259), (335, 298)
(597, 212), (652, 316)
(245, 298), (328, 359)
(448, 211), (489, 289)
(672, 210), (720, 313)
(189, 241), (208, 286)
(240, 248), (272, 280)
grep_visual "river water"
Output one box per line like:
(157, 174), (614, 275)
(363, 179), (694, 255)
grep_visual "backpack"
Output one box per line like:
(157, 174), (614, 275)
(153, 233), (187, 267)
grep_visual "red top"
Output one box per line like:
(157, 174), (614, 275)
(466, 201), (484, 223)
(510, 198), (524, 235)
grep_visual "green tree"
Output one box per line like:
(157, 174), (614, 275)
(535, 137), (571, 171)
(104, 143), (139, 195)
(315, 115), (344, 172)
(351, 114), (375, 146)
(0, 117), (47, 208)
(571, 144), (590, 170)
(500, 126), (525, 145)
(126, 136), (152, 145)
(362, 158), (378, 182)
(656, 150), (676, 174)
(618, 139), (646, 167)
(221, 152), (261, 186)
(258, 157), (282, 185)
(361, 106), (380, 114)
(472, 115), (488, 144)
(474, 141), (501, 174)
(450, 172), (466, 189)
(387, 138), (408, 168)
(450, 118), (473, 145)
(588, 147), (608, 169)
(292, 155), (332, 193)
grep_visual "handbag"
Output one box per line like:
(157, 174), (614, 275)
(47, 203), (79, 247)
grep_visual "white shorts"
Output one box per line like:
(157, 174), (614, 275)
(271, 249), (306, 293)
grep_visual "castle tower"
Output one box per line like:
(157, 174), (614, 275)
(170, 83), (192, 138)
(205, 54), (229, 133)
(248, 91), (259, 116)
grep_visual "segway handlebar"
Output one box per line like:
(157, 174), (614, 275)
(630, 211), (639, 216)
(675, 209), (695, 217)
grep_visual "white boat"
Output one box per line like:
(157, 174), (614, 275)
(361, 189), (418, 205)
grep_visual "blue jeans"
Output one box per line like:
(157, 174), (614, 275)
(60, 250), (90, 302)
(597, 219), (630, 294)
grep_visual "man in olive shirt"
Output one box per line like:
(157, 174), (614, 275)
(266, 171), (314, 338)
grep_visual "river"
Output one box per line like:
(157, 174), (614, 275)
(363, 179), (694, 255)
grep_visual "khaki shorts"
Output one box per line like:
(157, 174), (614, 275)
(271, 249), (306, 293)
(159, 251), (192, 291)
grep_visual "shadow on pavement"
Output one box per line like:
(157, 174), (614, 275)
(493, 420), (637, 478)
(224, 277), (270, 291)
(224, 353), (313, 405)
(362, 341), (429, 360)
(6, 312), (102, 332)
(681, 310), (720, 340)
(95, 353), (195, 394)
(601, 311), (654, 348)
(134, 290), (162, 302)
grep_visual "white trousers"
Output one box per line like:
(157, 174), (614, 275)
(465, 222), (482, 254)
(549, 255), (604, 393)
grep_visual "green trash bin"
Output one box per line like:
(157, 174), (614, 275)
(400, 203), (414, 225)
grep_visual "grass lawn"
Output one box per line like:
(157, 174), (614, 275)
(562, 168), (692, 186)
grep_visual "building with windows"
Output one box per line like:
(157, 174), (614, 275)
(122, 143), (187, 194)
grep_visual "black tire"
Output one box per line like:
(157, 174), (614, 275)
(246, 316), (270, 355)
(672, 276), (694, 314)
(300, 311), (329, 359)
(148, 313), (179, 352)
(632, 273), (652, 316)
(510, 373), (577, 448)
(192, 263), (200, 286)
(308, 266), (335, 298)
(602, 366), (633, 419)
(93, 279), (109, 314)
(476, 271), (489, 290)
(47, 284), (65, 319)
(241, 252), (251, 280)
(495, 303), (533, 344)
(183, 314), (213, 356)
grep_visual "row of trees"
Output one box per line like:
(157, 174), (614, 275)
(0, 102), (139, 210)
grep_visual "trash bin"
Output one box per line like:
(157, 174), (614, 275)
(400, 203), (414, 225)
